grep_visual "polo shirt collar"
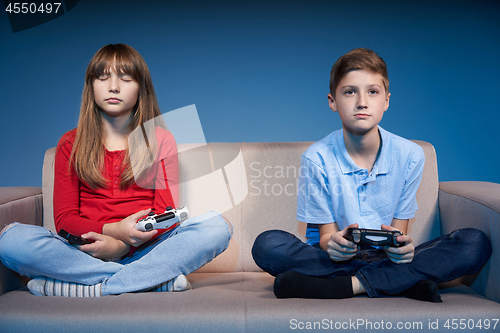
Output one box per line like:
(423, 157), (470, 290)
(333, 125), (392, 176)
(373, 126), (392, 175)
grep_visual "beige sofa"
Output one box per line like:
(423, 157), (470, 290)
(1, 141), (499, 333)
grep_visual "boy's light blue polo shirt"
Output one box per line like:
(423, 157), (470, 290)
(297, 126), (425, 246)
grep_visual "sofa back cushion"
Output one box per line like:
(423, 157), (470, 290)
(189, 141), (440, 273)
(42, 140), (439, 273)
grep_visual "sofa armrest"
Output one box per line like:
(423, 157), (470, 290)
(0, 186), (43, 296)
(0, 186), (43, 229)
(439, 181), (500, 303)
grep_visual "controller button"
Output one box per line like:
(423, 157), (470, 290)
(145, 223), (153, 231)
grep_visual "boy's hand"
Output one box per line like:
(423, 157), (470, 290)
(102, 209), (158, 248)
(78, 232), (130, 260)
(326, 223), (359, 262)
(381, 224), (414, 264)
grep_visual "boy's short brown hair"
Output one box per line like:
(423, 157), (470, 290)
(329, 48), (389, 96)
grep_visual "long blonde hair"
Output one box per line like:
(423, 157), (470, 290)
(70, 44), (163, 189)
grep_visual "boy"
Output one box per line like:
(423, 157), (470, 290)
(251, 48), (491, 302)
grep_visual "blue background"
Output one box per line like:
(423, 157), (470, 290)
(1, 0), (499, 187)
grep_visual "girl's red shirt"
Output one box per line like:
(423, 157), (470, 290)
(53, 128), (179, 244)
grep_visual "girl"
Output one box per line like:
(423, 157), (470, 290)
(0, 44), (232, 297)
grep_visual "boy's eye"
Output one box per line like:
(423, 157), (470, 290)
(344, 90), (355, 95)
(368, 90), (378, 95)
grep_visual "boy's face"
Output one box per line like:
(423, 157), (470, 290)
(328, 69), (390, 136)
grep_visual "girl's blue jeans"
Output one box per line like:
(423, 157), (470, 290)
(252, 228), (492, 298)
(0, 211), (232, 296)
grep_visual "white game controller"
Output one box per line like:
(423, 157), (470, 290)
(135, 206), (189, 232)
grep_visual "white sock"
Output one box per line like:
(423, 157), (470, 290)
(28, 275), (191, 296)
(149, 274), (192, 292)
(28, 277), (101, 297)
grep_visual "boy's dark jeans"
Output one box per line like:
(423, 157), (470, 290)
(251, 228), (492, 298)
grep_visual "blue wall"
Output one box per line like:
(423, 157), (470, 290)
(1, 0), (499, 187)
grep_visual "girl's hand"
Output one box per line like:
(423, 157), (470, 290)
(102, 209), (158, 248)
(326, 223), (359, 262)
(78, 232), (130, 260)
(381, 224), (415, 264)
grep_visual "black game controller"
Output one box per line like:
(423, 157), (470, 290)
(58, 229), (92, 245)
(344, 228), (404, 247)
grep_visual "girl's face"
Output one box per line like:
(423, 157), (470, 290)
(93, 67), (139, 119)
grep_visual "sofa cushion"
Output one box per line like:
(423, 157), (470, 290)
(0, 272), (498, 333)
(197, 141), (440, 272)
